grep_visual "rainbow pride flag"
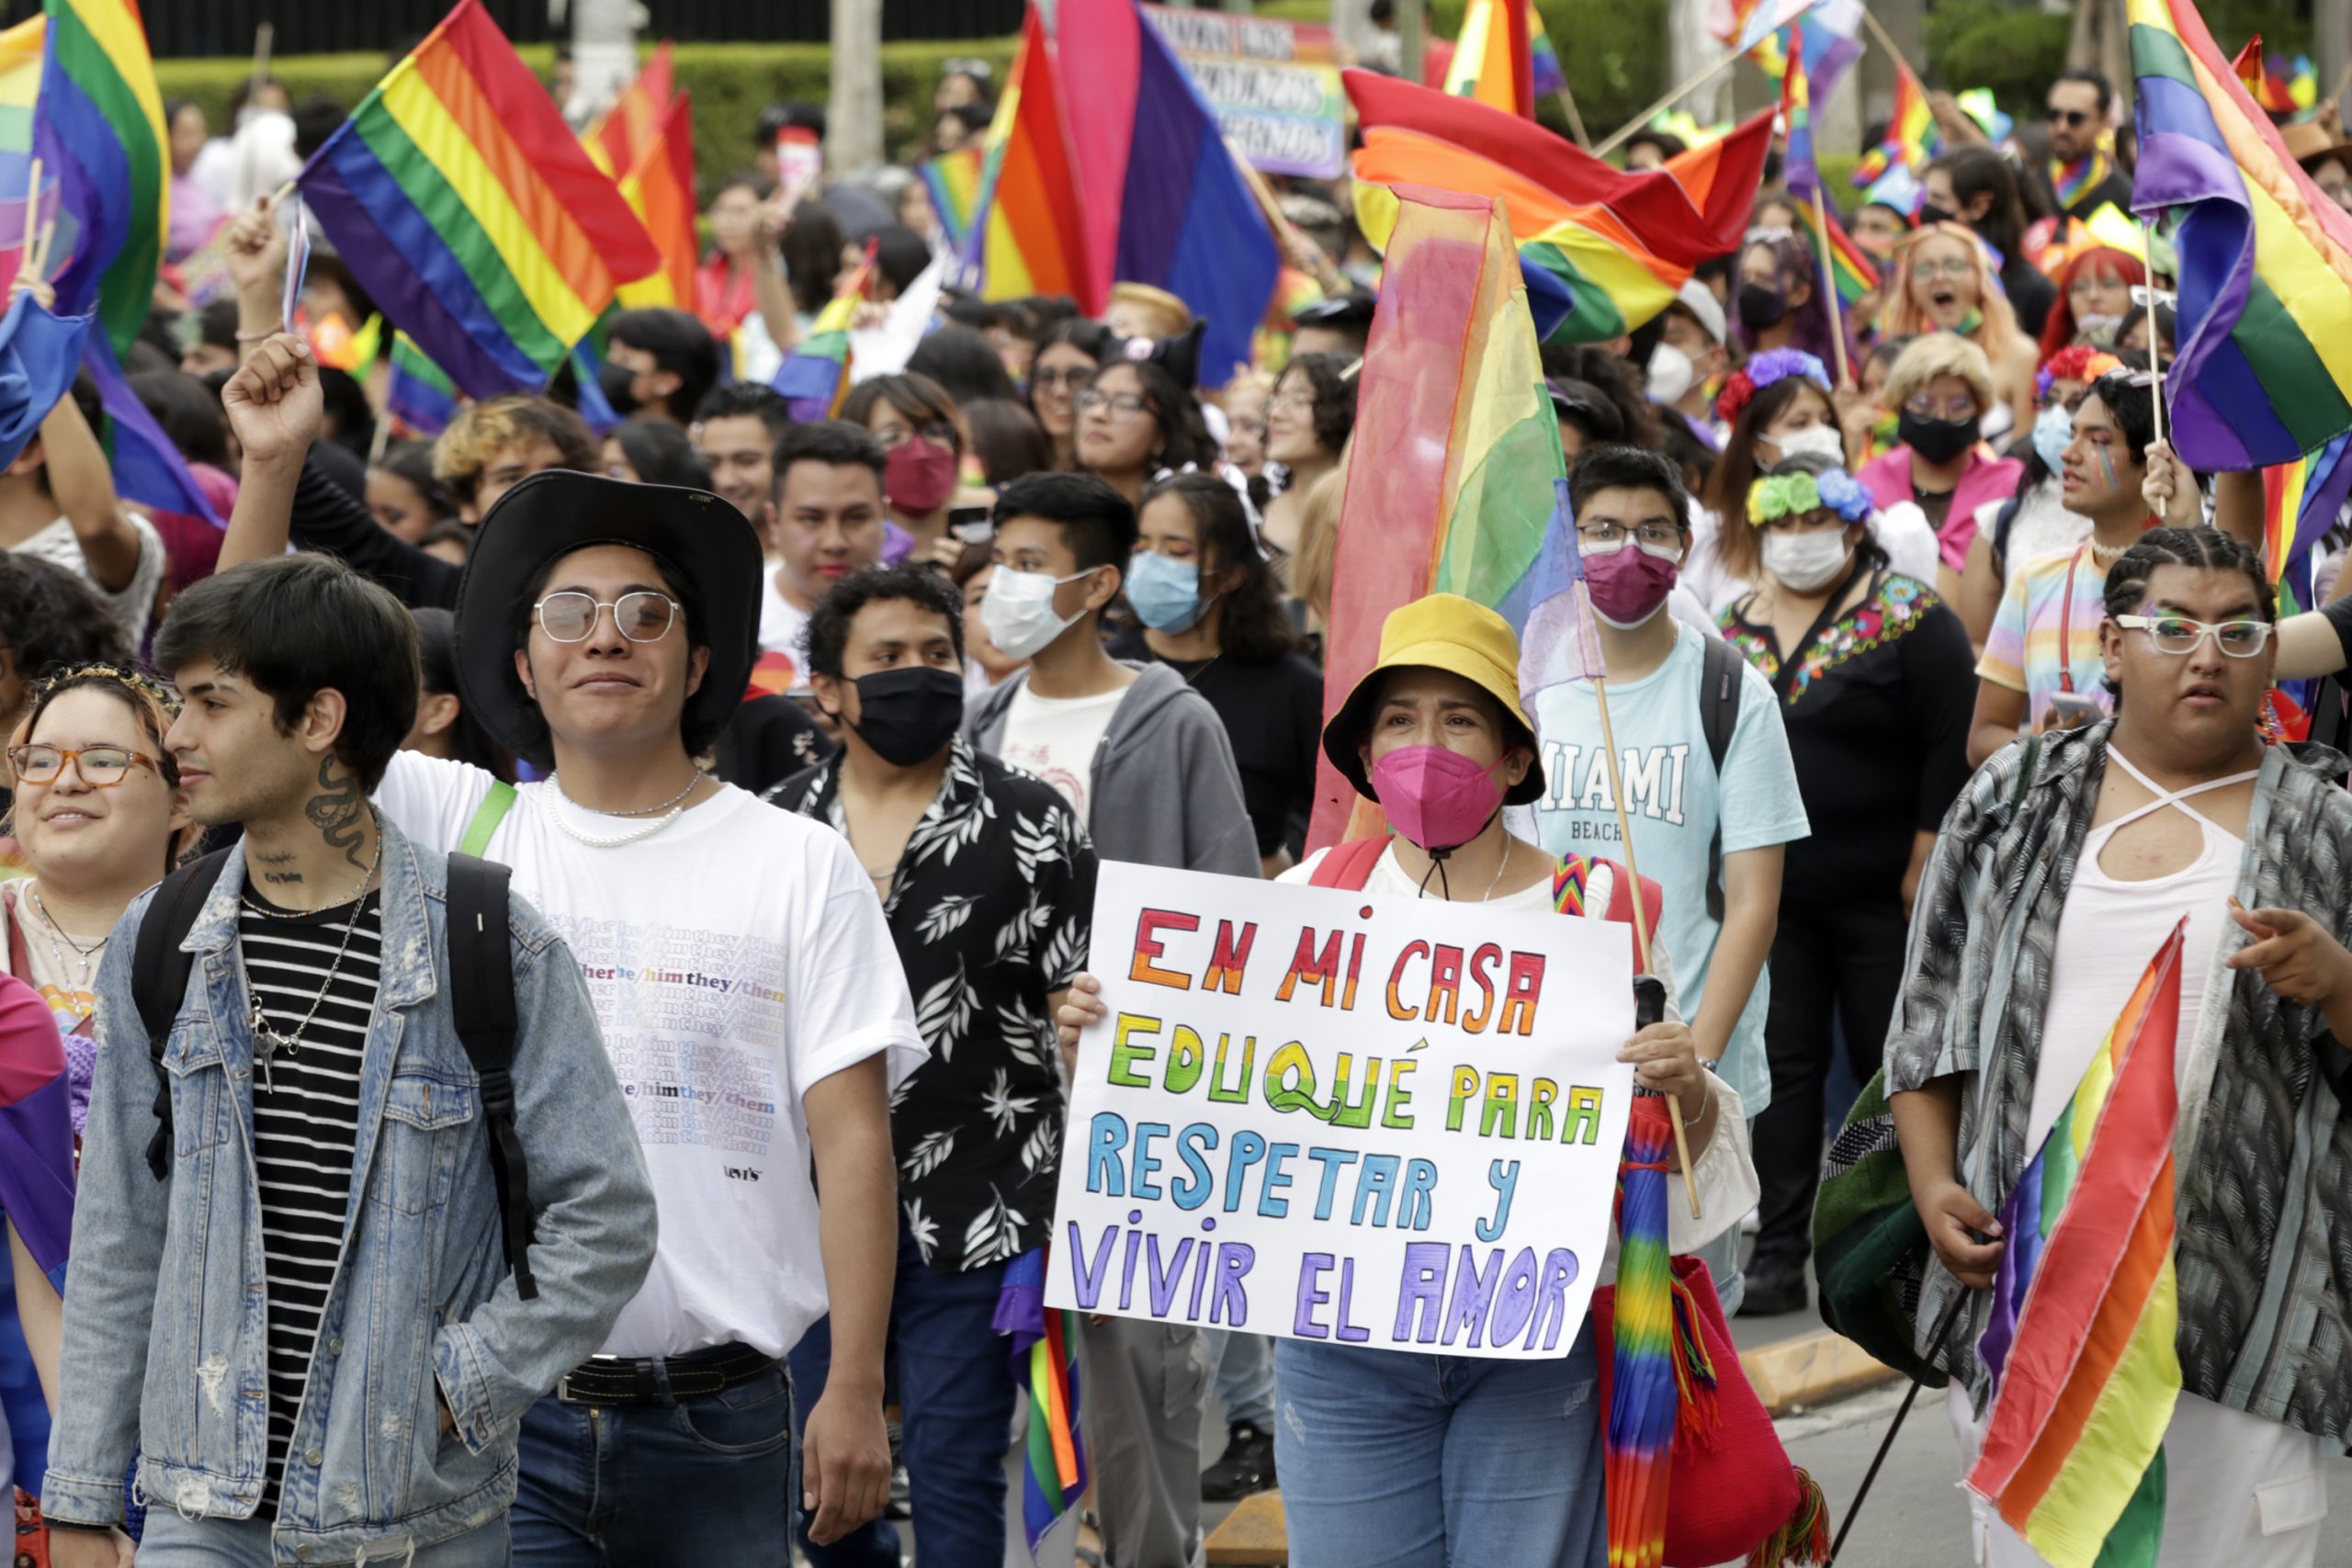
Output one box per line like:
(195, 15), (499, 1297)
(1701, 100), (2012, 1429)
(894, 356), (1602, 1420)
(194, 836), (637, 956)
(1851, 57), (1941, 207)
(965, 6), (1097, 312)
(2132, 0), (2352, 468)
(1059, 0), (1279, 382)
(582, 39), (673, 178)
(1708, 0), (1816, 55)
(387, 330), (458, 436)
(1781, 28), (1878, 311)
(773, 250), (872, 421)
(922, 144), (984, 257)
(1348, 70), (1772, 344)
(1968, 922), (2186, 1568)
(2261, 432), (2352, 615)
(1442, 0), (1534, 120)
(34, 0), (164, 356)
(296, 0), (661, 400)
(1306, 186), (1561, 849)
(615, 91), (696, 310)
(1748, 0), (1860, 93)
(1602, 1094), (1678, 1568)
(995, 1248), (1088, 1558)
(0, 16), (53, 288)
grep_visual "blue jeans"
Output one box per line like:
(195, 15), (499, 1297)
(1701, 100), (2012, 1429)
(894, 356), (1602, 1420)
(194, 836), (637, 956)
(510, 1365), (794, 1567)
(1272, 1326), (1605, 1568)
(786, 1224), (1015, 1568)
(138, 1511), (509, 1565)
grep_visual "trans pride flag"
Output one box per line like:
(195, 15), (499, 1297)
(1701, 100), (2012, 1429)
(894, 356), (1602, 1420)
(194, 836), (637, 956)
(1968, 923), (2186, 1568)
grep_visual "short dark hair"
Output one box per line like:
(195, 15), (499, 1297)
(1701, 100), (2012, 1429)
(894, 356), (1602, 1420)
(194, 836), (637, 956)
(508, 546), (718, 764)
(1566, 445), (1691, 535)
(962, 398), (1051, 486)
(806, 567), (965, 682)
(2084, 368), (2158, 466)
(0, 555), (132, 722)
(1928, 146), (2030, 262)
(129, 368), (232, 470)
(772, 420), (888, 501)
(410, 607), (514, 782)
(1272, 353), (1360, 457)
(612, 417), (714, 490)
(2103, 525), (2270, 624)
(939, 103), (992, 137)
(194, 299), (239, 351)
(872, 225), (935, 299)
(608, 308), (721, 422)
(782, 203), (845, 316)
(908, 324), (1020, 405)
(694, 381), (794, 443)
(2053, 67), (2114, 114)
(154, 554), (419, 791)
(372, 439), (456, 524)
(993, 471), (1138, 573)
(842, 372), (964, 457)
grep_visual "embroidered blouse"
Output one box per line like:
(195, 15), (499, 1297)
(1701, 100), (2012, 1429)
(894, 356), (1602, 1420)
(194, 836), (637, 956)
(1718, 570), (1976, 906)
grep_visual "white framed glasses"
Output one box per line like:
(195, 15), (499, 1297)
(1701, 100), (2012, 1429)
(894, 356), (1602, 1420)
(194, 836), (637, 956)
(2113, 614), (2274, 658)
(535, 591), (680, 644)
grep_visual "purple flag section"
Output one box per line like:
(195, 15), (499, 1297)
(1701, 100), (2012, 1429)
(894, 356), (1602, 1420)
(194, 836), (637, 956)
(0, 291), (90, 472)
(0, 972), (74, 1288)
(86, 333), (221, 525)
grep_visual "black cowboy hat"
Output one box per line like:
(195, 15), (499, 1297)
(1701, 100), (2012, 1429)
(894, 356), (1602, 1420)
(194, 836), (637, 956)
(455, 470), (763, 765)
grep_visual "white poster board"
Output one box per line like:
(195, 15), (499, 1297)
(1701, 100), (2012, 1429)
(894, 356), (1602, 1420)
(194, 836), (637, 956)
(1046, 862), (1635, 1359)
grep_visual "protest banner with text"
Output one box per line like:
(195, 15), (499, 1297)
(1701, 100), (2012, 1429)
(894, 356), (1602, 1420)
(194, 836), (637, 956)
(1048, 862), (1635, 1359)
(1140, 6), (1348, 179)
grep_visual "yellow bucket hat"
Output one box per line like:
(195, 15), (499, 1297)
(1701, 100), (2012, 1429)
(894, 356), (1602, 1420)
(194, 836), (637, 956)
(1322, 593), (1545, 806)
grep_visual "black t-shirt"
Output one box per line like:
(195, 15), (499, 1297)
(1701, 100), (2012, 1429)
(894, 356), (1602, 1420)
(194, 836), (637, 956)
(1107, 627), (1323, 859)
(2000, 254), (2057, 340)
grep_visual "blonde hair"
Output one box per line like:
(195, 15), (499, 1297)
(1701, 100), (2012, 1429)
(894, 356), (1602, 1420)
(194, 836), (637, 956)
(432, 394), (598, 506)
(1882, 333), (1997, 415)
(1107, 282), (1193, 340)
(1880, 222), (2025, 366)
(1293, 463), (1346, 628)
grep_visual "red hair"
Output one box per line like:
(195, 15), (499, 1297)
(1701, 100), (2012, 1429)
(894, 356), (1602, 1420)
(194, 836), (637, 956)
(2038, 246), (2149, 359)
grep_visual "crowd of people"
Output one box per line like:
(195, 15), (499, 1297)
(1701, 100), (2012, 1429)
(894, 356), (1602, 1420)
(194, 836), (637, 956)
(4, 29), (2352, 1568)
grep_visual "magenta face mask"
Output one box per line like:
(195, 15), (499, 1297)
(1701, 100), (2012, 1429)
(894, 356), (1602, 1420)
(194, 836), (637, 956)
(1582, 542), (1680, 627)
(1369, 744), (1509, 852)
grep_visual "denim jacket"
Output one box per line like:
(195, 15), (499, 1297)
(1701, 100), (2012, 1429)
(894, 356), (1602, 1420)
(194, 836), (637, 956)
(43, 819), (657, 1562)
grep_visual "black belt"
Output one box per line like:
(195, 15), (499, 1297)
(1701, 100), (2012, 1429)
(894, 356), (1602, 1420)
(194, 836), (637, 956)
(554, 1342), (776, 1406)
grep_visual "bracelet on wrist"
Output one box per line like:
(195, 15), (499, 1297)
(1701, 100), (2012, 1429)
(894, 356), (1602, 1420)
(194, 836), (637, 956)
(234, 323), (287, 343)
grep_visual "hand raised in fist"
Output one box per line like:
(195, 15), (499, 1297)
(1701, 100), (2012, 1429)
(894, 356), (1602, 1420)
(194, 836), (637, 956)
(222, 332), (322, 470)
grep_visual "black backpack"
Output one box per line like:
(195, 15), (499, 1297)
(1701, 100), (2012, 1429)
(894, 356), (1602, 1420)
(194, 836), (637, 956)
(1698, 634), (1743, 923)
(130, 849), (542, 1300)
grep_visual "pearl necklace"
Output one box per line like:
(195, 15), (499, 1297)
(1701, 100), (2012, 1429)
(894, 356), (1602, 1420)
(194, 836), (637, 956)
(547, 772), (705, 848)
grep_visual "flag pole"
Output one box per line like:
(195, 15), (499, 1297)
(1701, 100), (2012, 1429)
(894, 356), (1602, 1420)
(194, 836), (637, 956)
(1595, 49), (1744, 158)
(2141, 218), (2165, 453)
(1811, 185), (1852, 386)
(1857, 6), (1927, 86)
(17, 155), (38, 282)
(1589, 672), (1702, 1219)
(1553, 84), (1593, 151)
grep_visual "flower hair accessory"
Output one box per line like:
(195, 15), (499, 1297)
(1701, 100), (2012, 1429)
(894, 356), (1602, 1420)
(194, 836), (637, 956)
(1747, 467), (1871, 525)
(1714, 348), (1833, 424)
(2035, 346), (2124, 403)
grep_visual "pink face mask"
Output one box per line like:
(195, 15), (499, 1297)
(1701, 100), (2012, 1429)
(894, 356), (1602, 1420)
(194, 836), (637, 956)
(884, 434), (958, 514)
(1581, 541), (1681, 628)
(1369, 744), (1509, 852)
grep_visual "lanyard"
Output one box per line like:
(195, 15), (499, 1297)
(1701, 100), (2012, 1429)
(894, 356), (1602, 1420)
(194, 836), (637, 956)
(2057, 546), (2086, 693)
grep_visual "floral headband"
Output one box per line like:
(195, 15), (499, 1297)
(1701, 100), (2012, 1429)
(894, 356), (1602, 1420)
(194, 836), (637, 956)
(1747, 468), (1871, 525)
(28, 660), (181, 715)
(1714, 348), (1832, 424)
(2034, 347), (2123, 403)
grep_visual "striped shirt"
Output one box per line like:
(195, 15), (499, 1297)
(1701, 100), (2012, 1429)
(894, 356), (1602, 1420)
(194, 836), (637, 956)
(1975, 543), (2116, 729)
(240, 889), (381, 1515)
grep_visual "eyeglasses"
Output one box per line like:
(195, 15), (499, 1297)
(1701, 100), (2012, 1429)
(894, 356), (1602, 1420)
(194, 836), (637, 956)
(2045, 107), (2091, 127)
(1077, 390), (1152, 421)
(1577, 522), (1684, 555)
(7, 743), (164, 787)
(2114, 614), (2275, 658)
(874, 420), (956, 451)
(535, 591), (681, 644)
(1267, 389), (1316, 412)
(1905, 394), (1979, 421)
(1031, 367), (1095, 392)
(1910, 257), (1975, 281)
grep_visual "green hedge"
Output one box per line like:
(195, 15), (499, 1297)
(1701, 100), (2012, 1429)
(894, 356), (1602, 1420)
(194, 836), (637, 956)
(1923, 0), (2313, 121)
(155, 37), (1021, 190)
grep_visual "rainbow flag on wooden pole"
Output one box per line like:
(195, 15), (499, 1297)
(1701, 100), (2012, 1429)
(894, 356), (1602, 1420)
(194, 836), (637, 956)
(964, 6), (1095, 312)
(295, 0), (661, 400)
(2129, 0), (2352, 469)
(614, 90), (696, 310)
(1967, 922), (2187, 1568)
(1442, 0), (1534, 120)
(1780, 24), (1876, 317)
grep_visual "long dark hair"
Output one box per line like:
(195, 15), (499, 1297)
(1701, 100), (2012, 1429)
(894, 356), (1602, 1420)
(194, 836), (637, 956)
(1093, 359), (1218, 474)
(1138, 472), (1297, 662)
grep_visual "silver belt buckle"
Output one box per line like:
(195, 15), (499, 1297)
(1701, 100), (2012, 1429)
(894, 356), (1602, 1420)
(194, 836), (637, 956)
(557, 1354), (623, 1404)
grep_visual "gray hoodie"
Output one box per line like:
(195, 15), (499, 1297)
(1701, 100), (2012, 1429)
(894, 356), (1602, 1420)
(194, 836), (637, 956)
(969, 661), (1260, 877)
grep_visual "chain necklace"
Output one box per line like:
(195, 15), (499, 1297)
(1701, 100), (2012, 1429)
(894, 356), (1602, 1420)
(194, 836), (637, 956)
(239, 826), (381, 922)
(547, 771), (706, 849)
(27, 886), (104, 1021)
(242, 827), (383, 1091)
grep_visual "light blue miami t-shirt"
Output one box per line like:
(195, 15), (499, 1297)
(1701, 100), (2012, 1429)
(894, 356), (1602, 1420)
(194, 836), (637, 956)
(1525, 622), (1809, 1114)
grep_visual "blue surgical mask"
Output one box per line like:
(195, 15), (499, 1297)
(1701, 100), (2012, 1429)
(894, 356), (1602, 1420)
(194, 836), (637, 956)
(1125, 549), (1215, 633)
(2032, 403), (2075, 473)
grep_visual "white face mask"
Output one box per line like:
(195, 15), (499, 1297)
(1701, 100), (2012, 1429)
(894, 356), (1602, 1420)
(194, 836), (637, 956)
(1760, 528), (1853, 592)
(1646, 341), (1695, 405)
(980, 565), (1094, 660)
(1770, 424), (1847, 465)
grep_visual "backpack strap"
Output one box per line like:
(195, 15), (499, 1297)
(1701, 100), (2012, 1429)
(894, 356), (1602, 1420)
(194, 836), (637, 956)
(1697, 635), (1744, 924)
(458, 781), (518, 859)
(1308, 836), (1391, 891)
(132, 850), (232, 1181)
(446, 852), (538, 1301)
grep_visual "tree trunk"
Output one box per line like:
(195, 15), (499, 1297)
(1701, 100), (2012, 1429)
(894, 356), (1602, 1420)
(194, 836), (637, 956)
(828, 0), (885, 175)
(567, 0), (636, 128)
(1668, 0), (1726, 127)
(1329, 0), (1374, 57)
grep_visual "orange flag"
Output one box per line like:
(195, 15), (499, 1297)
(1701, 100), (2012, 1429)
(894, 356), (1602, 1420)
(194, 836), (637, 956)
(586, 39), (673, 177)
(616, 91), (697, 310)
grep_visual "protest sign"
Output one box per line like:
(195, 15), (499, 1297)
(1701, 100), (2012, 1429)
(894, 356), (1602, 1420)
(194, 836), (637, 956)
(1048, 862), (1636, 1359)
(1140, 6), (1347, 179)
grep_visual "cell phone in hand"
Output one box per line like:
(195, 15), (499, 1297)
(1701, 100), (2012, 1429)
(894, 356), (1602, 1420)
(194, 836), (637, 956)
(777, 126), (821, 189)
(2041, 691), (2101, 731)
(948, 505), (994, 544)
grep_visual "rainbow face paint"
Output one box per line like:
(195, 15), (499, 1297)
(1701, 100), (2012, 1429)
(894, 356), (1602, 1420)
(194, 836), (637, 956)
(2097, 442), (2118, 493)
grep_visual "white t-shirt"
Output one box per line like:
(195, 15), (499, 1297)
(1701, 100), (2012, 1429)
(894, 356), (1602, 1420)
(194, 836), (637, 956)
(999, 682), (1127, 824)
(11, 512), (164, 646)
(757, 573), (811, 691)
(375, 752), (927, 1359)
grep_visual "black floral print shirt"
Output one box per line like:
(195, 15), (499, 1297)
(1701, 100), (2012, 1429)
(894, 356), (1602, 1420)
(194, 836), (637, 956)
(771, 737), (1095, 1272)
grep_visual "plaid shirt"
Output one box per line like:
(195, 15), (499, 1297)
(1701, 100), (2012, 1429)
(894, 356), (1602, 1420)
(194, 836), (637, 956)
(1886, 721), (2352, 1441)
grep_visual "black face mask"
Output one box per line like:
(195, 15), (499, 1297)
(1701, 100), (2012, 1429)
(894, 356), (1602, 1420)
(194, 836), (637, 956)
(596, 358), (641, 418)
(1736, 281), (1788, 333)
(1898, 408), (1980, 466)
(1919, 201), (1957, 229)
(848, 666), (965, 766)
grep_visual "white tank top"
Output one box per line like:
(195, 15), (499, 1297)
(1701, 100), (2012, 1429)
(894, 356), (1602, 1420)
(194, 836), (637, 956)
(2029, 749), (2251, 1154)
